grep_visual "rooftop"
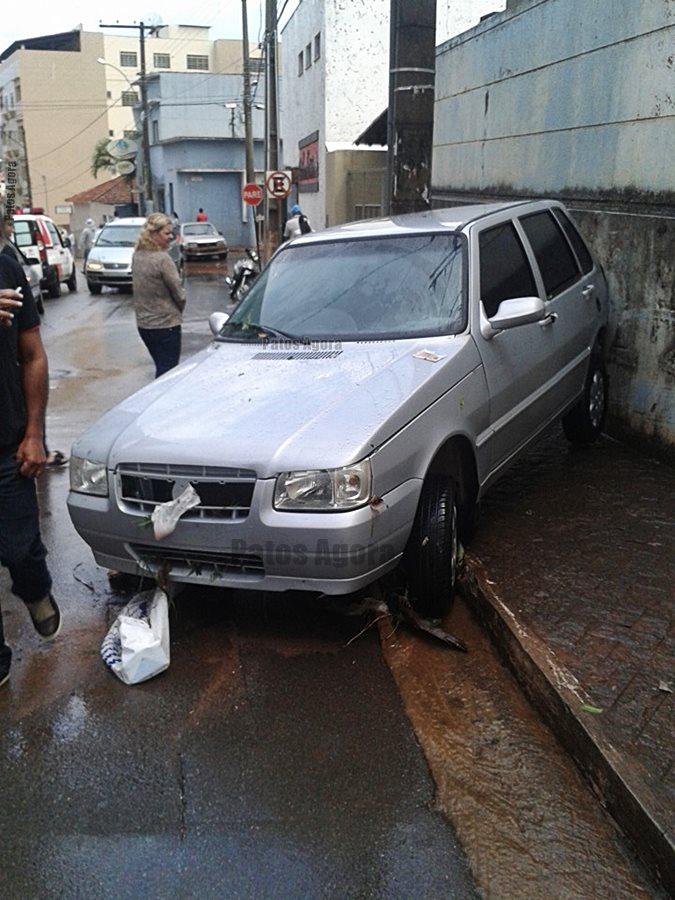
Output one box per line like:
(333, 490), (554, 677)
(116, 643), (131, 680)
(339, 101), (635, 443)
(65, 175), (134, 206)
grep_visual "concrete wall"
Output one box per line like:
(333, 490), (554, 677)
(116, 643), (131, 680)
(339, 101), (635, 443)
(434, 0), (675, 201)
(432, 0), (675, 453)
(326, 149), (386, 226)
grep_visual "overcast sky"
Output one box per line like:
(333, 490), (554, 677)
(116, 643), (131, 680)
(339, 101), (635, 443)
(0, 1), (504, 53)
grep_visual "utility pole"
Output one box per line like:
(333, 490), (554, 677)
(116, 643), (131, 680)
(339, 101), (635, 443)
(241, 0), (258, 252)
(386, 0), (437, 215)
(264, 0), (280, 249)
(100, 22), (155, 215)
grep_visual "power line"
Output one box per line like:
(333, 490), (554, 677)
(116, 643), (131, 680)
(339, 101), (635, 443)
(27, 97), (123, 164)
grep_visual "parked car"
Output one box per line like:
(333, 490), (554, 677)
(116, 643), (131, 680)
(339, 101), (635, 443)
(68, 200), (608, 616)
(13, 242), (45, 315)
(85, 217), (184, 294)
(12, 212), (77, 297)
(180, 222), (228, 260)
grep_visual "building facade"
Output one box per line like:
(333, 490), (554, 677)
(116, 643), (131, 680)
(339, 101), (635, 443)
(138, 72), (265, 247)
(432, 0), (675, 453)
(0, 26), (246, 225)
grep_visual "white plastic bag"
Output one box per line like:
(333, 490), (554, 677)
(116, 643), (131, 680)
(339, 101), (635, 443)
(101, 588), (170, 685)
(152, 484), (200, 540)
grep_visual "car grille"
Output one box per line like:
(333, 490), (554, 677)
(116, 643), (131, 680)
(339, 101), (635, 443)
(103, 262), (129, 270)
(129, 544), (265, 580)
(116, 463), (256, 521)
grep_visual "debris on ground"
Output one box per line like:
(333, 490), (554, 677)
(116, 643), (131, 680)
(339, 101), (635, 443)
(101, 587), (170, 685)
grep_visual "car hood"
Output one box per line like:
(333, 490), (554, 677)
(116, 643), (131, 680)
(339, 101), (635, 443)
(88, 246), (133, 265)
(184, 234), (223, 244)
(75, 336), (480, 478)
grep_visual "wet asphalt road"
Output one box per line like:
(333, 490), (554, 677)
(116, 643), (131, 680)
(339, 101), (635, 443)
(0, 270), (477, 898)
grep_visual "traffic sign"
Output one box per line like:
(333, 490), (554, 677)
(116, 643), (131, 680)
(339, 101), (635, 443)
(265, 170), (292, 199)
(242, 183), (264, 206)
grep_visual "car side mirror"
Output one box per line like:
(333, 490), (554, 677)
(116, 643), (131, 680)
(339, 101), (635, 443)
(481, 296), (545, 339)
(209, 311), (229, 335)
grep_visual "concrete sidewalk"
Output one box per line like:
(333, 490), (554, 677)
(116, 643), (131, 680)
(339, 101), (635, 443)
(459, 428), (674, 892)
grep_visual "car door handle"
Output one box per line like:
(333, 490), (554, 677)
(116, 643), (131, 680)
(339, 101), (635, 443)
(538, 312), (558, 327)
(582, 284), (595, 297)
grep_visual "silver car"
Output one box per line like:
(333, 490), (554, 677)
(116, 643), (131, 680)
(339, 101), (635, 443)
(68, 200), (608, 615)
(85, 217), (184, 294)
(180, 222), (228, 260)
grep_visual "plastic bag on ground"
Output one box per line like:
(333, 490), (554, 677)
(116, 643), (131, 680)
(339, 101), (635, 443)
(101, 588), (170, 684)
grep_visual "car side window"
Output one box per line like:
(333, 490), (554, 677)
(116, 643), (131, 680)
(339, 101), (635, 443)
(479, 222), (538, 319)
(519, 211), (580, 299)
(45, 221), (63, 246)
(551, 208), (594, 274)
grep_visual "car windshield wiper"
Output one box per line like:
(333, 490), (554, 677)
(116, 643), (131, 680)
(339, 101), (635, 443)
(226, 321), (310, 343)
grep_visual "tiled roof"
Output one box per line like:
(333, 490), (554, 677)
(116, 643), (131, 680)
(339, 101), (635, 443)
(66, 176), (134, 205)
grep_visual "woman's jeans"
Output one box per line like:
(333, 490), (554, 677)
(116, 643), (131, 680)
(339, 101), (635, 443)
(0, 447), (52, 675)
(138, 325), (182, 378)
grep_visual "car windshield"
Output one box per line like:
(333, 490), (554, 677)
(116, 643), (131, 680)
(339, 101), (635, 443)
(183, 224), (217, 236)
(96, 225), (141, 247)
(217, 233), (466, 342)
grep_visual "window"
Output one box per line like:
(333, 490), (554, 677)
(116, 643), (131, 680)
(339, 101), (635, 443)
(305, 44), (312, 69)
(520, 211), (580, 299)
(314, 33), (321, 61)
(187, 54), (209, 71)
(120, 51), (137, 68)
(479, 222), (538, 319)
(154, 53), (171, 69)
(122, 90), (139, 107)
(298, 51), (304, 76)
(124, 129), (138, 140)
(551, 208), (594, 275)
(14, 82), (20, 102)
(152, 120), (159, 143)
(106, 90), (112, 99)
(108, 129), (114, 137)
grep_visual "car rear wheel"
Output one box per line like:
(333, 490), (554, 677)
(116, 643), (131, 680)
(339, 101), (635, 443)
(67, 267), (77, 292)
(403, 475), (458, 618)
(562, 351), (607, 445)
(87, 280), (102, 295)
(47, 269), (60, 298)
(36, 295), (45, 316)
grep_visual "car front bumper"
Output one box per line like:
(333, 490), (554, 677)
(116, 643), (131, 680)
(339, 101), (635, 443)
(86, 269), (132, 286)
(184, 244), (227, 256)
(67, 476), (422, 594)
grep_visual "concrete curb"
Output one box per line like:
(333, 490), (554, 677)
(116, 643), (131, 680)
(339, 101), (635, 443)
(459, 554), (674, 894)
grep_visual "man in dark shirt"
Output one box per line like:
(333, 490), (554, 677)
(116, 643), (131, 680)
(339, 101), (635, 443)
(0, 219), (61, 687)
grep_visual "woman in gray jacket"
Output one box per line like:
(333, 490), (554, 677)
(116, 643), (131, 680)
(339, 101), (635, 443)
(132, 213), (186, 378)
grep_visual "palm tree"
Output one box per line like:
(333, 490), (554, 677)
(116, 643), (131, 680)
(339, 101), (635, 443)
(91, 138), (117, 178)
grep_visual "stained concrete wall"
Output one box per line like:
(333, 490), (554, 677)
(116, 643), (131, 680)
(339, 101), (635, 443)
(432, 0), (675, 453)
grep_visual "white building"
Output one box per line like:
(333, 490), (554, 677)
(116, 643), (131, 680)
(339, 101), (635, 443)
(278, 0), (506, 229)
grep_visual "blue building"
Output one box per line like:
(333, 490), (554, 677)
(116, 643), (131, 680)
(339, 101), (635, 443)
(136, 72), (265, 247)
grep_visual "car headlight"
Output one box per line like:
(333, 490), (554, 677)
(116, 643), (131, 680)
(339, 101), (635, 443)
(70, 456), (108, 496)
(274, 461), (371, 511)
(86, 261), (103, 271)
(187, 243), (197, 249)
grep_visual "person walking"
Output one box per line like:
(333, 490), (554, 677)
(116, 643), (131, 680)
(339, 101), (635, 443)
(195, 208), (208, 222)
(0, 210), (61, 688)
(283, 204), (311, 241)
(81, 218), (96, 271)
(131, 213), (186, 378)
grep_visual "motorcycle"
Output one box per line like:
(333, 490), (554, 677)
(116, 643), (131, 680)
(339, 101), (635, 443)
(225, 248), (259, 303)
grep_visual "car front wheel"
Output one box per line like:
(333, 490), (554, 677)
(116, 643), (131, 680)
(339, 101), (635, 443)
(403, 475), (459, 618)
(67, 268), (77, 292)
(87, 280), (102, 295)
(562, 351), (607, 445)
(47, 269), (60, 298)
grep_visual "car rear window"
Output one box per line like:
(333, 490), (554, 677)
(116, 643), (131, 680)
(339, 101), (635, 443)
(551, 208), (594, 274)
(519, 210), (580, 298)
(479, 222), (538, 318)
(13, 221), (36, 248)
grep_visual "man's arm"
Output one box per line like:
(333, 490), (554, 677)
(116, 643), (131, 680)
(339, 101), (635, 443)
(17, 328), (48, 477)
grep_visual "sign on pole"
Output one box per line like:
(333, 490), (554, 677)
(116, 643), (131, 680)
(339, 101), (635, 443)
(265, 170), (292, 199)
(242, 183), (264, 206)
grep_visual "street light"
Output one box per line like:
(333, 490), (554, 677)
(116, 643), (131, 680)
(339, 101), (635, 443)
(97, 57), (133, 87)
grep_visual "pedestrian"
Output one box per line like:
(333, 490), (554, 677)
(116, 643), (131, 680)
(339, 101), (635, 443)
(196, 208), (208, 222)
(131, 212), (186, 378)
(81, 218), (96, 271)
(0, 206), (62, 688)
(283, 204), (312, 241)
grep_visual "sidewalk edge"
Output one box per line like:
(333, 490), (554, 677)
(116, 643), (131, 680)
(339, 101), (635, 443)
(459, 554), (674, 894)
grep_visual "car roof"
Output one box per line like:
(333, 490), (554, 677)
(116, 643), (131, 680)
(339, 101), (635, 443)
(181, 221), (215, 227)
(291, 200), (553, 245)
